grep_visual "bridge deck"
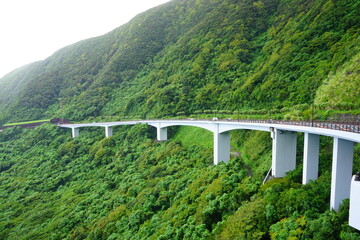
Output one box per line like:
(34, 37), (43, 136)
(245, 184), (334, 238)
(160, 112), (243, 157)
(58, 119), (360, 143)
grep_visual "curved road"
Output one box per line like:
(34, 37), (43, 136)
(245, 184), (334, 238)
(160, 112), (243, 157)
(59, 118), (360, 143)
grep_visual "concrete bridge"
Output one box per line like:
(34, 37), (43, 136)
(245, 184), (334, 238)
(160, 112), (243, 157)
(58, 118), (360, 229)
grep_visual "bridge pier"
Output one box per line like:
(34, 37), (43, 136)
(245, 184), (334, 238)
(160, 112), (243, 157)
(349, 175), (360, 230)
(330, 138), (354, 211)
(72, 127), (79, 138)
(303, 133), (320, 184)
(214, 128), (230, 165)
(157, 127), (168, 141)
(105, 126), (113, 138)
(271, 129), (297, 178)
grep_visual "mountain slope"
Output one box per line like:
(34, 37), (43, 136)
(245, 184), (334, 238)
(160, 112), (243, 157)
(0, 0), (359, 123)
(0, 0), (360, 238)
(0, 123), (359, 239)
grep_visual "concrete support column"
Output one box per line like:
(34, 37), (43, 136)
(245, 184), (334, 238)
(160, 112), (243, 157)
(349, 175), (360, 230)
(330, 138), (354, 211)
(303, 133), (320, 184)
(72, 127), (79, 138)
(157, 127), (168, 141)
(105, 126), (113, 138)
(271, 129), (297, 177)
(213, 125), (230, 165)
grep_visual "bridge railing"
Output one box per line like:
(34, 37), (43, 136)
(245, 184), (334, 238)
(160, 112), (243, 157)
(184, 118), (360, 134)
(228, 119), (360, 134)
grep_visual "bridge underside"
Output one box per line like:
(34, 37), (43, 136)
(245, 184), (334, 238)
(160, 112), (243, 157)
(61, 120), (359, 219)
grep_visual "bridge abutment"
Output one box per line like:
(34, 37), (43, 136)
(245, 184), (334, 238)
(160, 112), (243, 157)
(271, 129), (297, 178)
(330, 138), (354, 211)
(303, 133), (320, 184)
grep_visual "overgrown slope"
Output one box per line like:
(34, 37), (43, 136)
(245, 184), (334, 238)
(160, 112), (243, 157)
(0, 124), (359, 239)
(0, 0), (359, 123)
(0, 0), (359, 238)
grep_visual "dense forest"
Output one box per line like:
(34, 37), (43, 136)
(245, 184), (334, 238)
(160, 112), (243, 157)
(1, 124), (359, 239)
(0, 0), (359, 123)
(0, 0), (360, 239)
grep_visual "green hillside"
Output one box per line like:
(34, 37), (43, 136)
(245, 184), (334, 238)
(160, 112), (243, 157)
(0, 124), (359, 239)
(0, 0), (359, 123)
(0, 0), (360, 239)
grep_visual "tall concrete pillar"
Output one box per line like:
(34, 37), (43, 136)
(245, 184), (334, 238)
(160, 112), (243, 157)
(271, 129), (297, 177)
(330, 138), (354, 211)
(157, 127), (167, 141)
(349, 175), (360, 230)
(72, 127), (79, 138)
(105, 126), (113, 138)
(213, 127), (230, 165)
(303, 133), (320, 184)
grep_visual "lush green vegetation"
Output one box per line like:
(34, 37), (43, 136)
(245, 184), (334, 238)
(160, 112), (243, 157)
(0, 0), (359, 238)
(0, 124), (359, 239)
(0, 0), (359, 123)
(172, 126), (213, 148)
